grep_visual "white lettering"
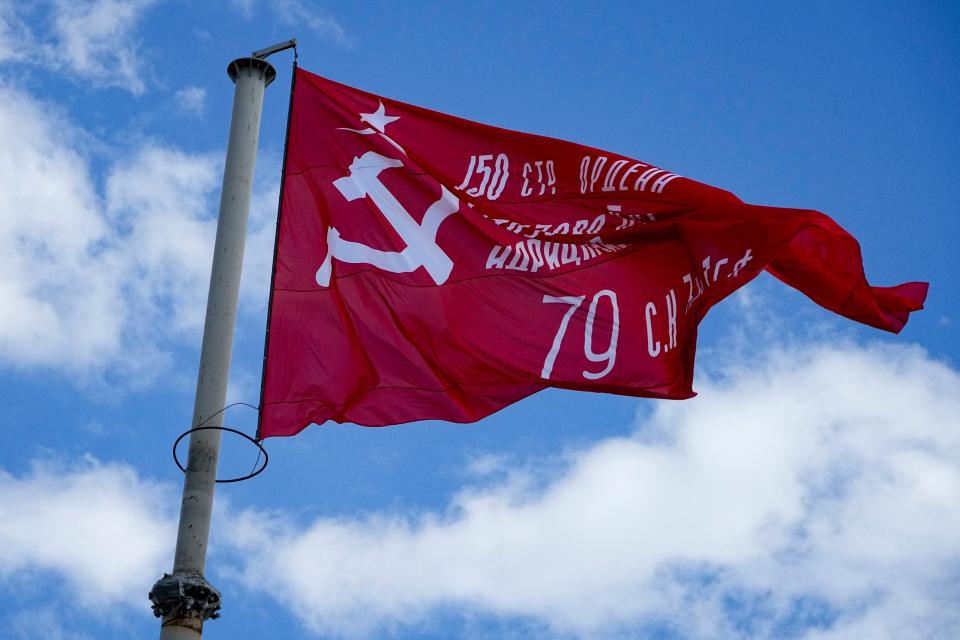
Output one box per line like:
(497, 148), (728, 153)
(489, 153), (509, 199)
(589, 156), (607, 193)
(544, 242), (561, 269)
(651, 172), (679, 193)
(486, 245), (511, 269)
(731, 249), (754, 277)
(582, 290), (620, 379)
(506, 241), (531, 271)
(712, 257), (729, 280)
(581, 242), (602, 260)
(521, 162), (533, 197)
(634, 167), (664, 192)
(602, 159), (629, 192)
(665, 288), (678, 350)
(545, 222), (569, 236)
(528, 239), (545, 273)
(645, 302), (660, 357)
(467, 154), (493, 197)
(541, 295), (585, 379)
(456, 155), (476, 191)
(587, 215), (605, 234)
(528, 223), (551, 238)
(619, 162), (644, 190)
(560, 244), (582, 266)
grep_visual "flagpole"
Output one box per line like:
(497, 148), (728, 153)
(150, 54), (276, 639)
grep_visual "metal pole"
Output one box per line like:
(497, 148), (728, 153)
(151, 56), (275, 640)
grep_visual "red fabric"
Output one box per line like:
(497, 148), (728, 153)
(258, 67), (927, 438)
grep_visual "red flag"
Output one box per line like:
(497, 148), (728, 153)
(258, 67), (927, 438)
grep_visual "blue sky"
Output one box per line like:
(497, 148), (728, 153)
(0, 1), (958, 639)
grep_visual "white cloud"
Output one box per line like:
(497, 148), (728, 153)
(275, 0), (350, 47)
(0, 458), (175, 610)
(0, 0), (160, 94)
(227, 0), (255, 19)
(218, 0), (351, 48)
(5, 607), (94, 640)
(0, 1), (31, 63)
(48, 0), (160, 94)
(174, 85), (207, 116)
(462, 452), (511, 478)
(225, 0), (350, 47)
(105, 144), (220, 337)
(0, 85), (277, 384)
(223, 340), (960, 638)
(0, 86), (122, 370)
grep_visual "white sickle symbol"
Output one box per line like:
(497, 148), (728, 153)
(316, 151), (459, 286)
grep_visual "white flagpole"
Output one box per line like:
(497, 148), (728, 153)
(150, 52), (278, 639)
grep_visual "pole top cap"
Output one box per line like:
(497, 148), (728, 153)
(227, 57), (277, 86)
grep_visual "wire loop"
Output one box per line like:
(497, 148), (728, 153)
(172, 402), (268, 483)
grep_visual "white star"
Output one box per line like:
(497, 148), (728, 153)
(359, 101), (399, 133)
(336, 101), (406, 155)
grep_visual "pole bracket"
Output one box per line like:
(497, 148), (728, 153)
(252, 38), (297, 60)
(149, 572), (222, 621)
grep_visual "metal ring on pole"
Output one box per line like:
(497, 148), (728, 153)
(173, 426), (268, 483)
(227, 56), (277, 86)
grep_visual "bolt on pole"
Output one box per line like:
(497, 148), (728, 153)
(152, 55), (275, 640)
